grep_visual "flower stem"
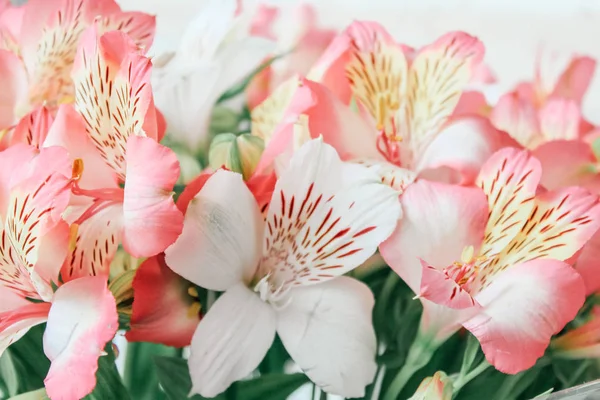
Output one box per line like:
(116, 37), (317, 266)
(382, 332), (439, 400)
(452, 360), (491, 395)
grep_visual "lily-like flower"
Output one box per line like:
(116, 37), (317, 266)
(408, 371), (453, 400)
(0, 0), (155, 126)
(39, 26), (183, 281)
(380, 147), (600, 373)
(0, 144), (118, 400)
(164, 138), (401, 397)
(253, 22), (513, 192)
(152, 0), (274, 154)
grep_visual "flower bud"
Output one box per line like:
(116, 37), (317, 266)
(408, 371), (453, 400)
(209, 133), (264, 180)
(552, 306), (600, 359)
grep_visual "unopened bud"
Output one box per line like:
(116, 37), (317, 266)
(209, 133), (264, 180)
(408, 371), (453, 400)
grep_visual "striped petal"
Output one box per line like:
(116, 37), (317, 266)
(402, 32), (484, 161)
(476, 148), (541, 259)
(73, 27), (154, 180)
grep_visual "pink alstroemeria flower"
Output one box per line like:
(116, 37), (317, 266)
(253, 22), (514, 191)
(381, 147), (600, 373)
(36, 26), (183, 281)
(0, 144), (118, 400)
(0, 0), (156, 127)
(245, 3), (336, 109)
(164, 138), (401, 397)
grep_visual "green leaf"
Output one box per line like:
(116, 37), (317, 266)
(0, 325), (50, 397)
(154, 356), (308, 400)
(124, 343), (179, 400)
(84, 345), (130, 400)
(8, 388), (49, 400)
(459, 333), (482, 377)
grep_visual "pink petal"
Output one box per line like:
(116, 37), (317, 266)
(263, 139), (400, 288)
(490, 92), (542, 148)
(61, 203), (122, 282)
(44, 276), (118, 400)
(96, 11), (156, 51)
(464, 259), (585, 373)
(453, 91), (490, 119)
(248, 4), (278, 39)
(380, 180), (488, 292)
(122, 136), (183, 257)
(0, 302), (50, 356)
(492, 186), (600, 270)
(44, 104), (118, 191)
(11, 106), (54, 147)
(476, 147), (541, 258)
(574, 229), (600, 295)
(533, 140), (599, 191)
(73, 27), (154, 179)
(419, 260), (479, 309)
(551, 56), (596, 105)
(538, 98), (580, 142)
(127, 255), (200, 348)
(165, 170), (263, 291)
(0, 49), (26, 129)
(416, 116), (519, 185)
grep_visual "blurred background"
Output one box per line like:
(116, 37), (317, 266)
(116, 0), (600, 124)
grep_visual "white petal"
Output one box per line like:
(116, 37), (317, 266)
(165, 170), (263, 291)
(277, 277), (377, 398)
(262, 139), (401, 287)
(189, 283), (276, 397)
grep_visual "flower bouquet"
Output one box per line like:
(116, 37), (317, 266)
(1, 0), (600, 400)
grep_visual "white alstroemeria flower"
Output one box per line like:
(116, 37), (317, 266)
(164, 138), (401, 398)
(153, 0), (275, 153)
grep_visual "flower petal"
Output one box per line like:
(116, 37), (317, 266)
(262, 138), (400, 288)
(533, 140), (600, 191)
(380, 180), (488, 292)
(96, 11), (156, 51)
(0, 49), (26, 129)
(489, 93), (541, 148)
(574, 229), (600, 295)
(73, 27), (154, 179)
(416, 116), (519, 184)
(476, 148), (541, 259)
(165, 170), (263, 291)
(0, 302), (50, 356)
(61, 203), (122, 282)
(419, 259), (479, 309)
(11, 106), (54, 148)
(127, 255), (199, 348)
(491, 186), (600, 272)
(188, 283), (275, 397)
(277, 276), (377, 397)
(122, 136), (183, 257)
(551, 56), (596, 105)
(538, 98), (580, 142)
(402, 32), (484, 156)
(43, 276), (118, 400)
(465, 259), (585, 373)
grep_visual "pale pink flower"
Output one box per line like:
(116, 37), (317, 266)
(253, 22), (514, 191)
(164, 138), (401, 397)
(380, 147), (600, 373)
(408, 371), (453, 400)
(0, 0), (155, 126)
(0, 144), (117, 400)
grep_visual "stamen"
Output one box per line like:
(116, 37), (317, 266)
(187, 286), (199, 298)
(187, 301), (202, 318)
(71, 159), (84, 181)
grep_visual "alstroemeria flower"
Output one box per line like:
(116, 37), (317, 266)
(245, 3), (336, 109)
(552, 307), (600, 360)
(0, 0), (155, 126)
(381, 147), (600, 373)
(36, 26), (183, 281)
(164, 138), (400, 397)
(152, 0), (274, 154)
(0, 144), (118, 400)
(254, 22), (513, 191)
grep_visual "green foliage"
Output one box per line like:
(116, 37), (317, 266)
(84, 344), (130, 400)
(154, 356), (308, 400)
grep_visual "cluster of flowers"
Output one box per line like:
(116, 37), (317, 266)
(1, 0), (600, 399)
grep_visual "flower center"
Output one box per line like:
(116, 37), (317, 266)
(444, 246), (487, 291)
(253, 274), (291, 310)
